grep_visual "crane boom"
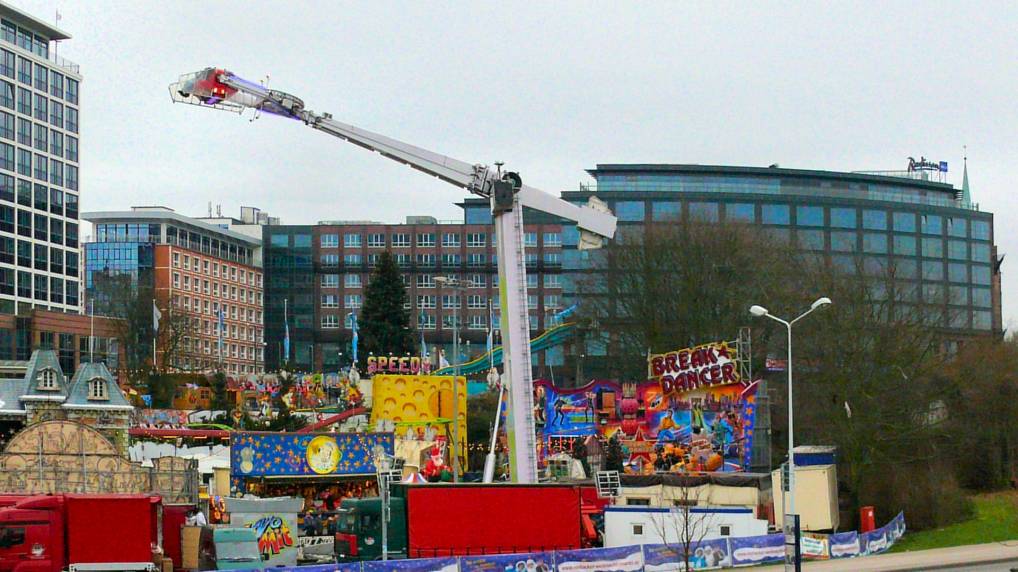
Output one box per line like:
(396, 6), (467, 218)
(169, 67), (617, 483)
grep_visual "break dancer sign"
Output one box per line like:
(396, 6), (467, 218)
(649, 341), (741, 395)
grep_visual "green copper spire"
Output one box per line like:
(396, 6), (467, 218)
(961, 150), (971, 206)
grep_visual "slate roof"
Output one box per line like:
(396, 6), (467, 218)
(64, 361), (133, 410)
(17, 350), (67, 402)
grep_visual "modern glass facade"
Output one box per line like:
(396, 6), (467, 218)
(561, 164), (1000, 354)
(0, 7), (81, 315)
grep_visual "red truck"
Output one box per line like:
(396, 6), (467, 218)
(335, 483), (599, 560)
(0, 494), (164, 572)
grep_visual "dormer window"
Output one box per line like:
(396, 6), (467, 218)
(87, 378), (108, 401)
(37, 369), (58, 391)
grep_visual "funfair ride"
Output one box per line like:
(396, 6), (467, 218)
(169, 68), (617, 484)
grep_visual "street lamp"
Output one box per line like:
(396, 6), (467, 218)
(434, 275), (468, 481)
(749, 296), (831, 570)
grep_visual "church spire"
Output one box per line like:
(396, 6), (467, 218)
(961, 147), (971, 206)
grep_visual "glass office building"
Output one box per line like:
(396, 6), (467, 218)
(560, 164), (1000, 361)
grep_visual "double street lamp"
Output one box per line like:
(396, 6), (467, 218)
(749, 296), (831, 569)
(435, 275), (468, 480)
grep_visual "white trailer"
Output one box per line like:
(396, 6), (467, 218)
(604, 505), (769, 548)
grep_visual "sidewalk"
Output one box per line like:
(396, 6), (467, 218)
(755, 542), (1018, 571)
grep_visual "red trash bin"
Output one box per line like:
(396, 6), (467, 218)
(860, 506), (876, 532)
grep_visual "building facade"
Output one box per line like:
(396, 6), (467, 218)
(83, 207), (265, 376)
(263, 211), (565, 373)
(0, 5), (82, 315)
(559, 163), (1000, 375)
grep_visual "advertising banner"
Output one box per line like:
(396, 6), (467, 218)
(285, 564), (361, 572)
(643, 540), (731, 571)
(460, 552), (555, 572)
(729, 534), (784, 566)
(536, 377), (759, 472)
(801, 532), (830, 559)
(363, 558), (458, 572)
(648, 341), (741, 395)
(555, 545), (644, 572)
(828, 531), (861, 558)
(230, 431), (394, 477)
(860, 527), (889, 555)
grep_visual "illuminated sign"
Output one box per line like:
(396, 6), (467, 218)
(907, 156), (947, 173)
(366, 355), (432, 375)
(648, 341), (740, 394)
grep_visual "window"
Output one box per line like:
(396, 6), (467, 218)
(761, 204), (790, 225)
(467, 295), (486, 309)
(49, 159), (62, 186)
(632, 524), (644, 536)
(652, 201), (680, 221)
(416, 295), (436, 309)
(416, 253), (436, 267)
(66, 136), (77, 162)
(16, 147), (28, 176)
(33, 93), (45, 121)
(829, 207), (856, 228)
(419, 313), (436, 330)
(615, 201), (645, 222)
(893, 235), (916, 255)
(948, 262), (967, 283)
(796, 206), (823, 226)
(971, 220), (990, 241)
(417, 233), (435, 247)
(344, 274), (362, 288)
(344, 253), (362, 265)
(948, 217), (967, 238)
(797, 229), (824, 250)
(468, 274), (486, 288)
(469, 314), (487, 330)
(922, 261), (944, 281)
(442, 233), (460, 247)
(527, 294), (538, 309)
(33, 64), (46, 91)
(527, 274), (538, 288)
(947, 240), (967, 261)
(543, 252), (561, 266)
(441, 253), (461, 266)
(626, 498), (651, 506)
(523, 232), (537, 247)
(49, 101), (62, 128)
(320, 254), (339, 267)
(415, 274), (434, 289)
(0, 111), (10, 140)
(0, 49), (11, 78)
(87, 378), (108, 400)
(921, 238), (943, 258)
(320, 233), (339, 247)
(544, 274), (562, 288)
(921, 214), (943, 235)
(49, 71), (63, 98)
(321, 274), (339, 288)
(66, 78), (78, 105)
(467, 253), (486, 267)
(862, 233), (887, 254)
(344, 233), (361, 247)
(33, 153), (46, 180)
(893, 212), (916, 232)
(442, 294), (460, 309)
(321, 314), (339, 329)
(544, 294), (561, 309)
(830, 231), (856, 252)
(16, 57), (29, 85)
(14, 87), (27, 115)
(65, 107), (77, 133)
(689, 202), (718, 222)
(971, 243), (990, 263)
(37, 368), (58, 390)
(525, 253), (538, 267)
(391, 233), (410, 247)
(466, 233), (486, 248)
(543, 232), (562, 246)
(367, 233), (385, 247)
(394, 253), (411, 267)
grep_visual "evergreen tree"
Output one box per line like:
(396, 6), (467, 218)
(360, 251), (414, 356)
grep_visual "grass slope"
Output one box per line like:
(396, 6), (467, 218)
(890, 491), (1018, 553)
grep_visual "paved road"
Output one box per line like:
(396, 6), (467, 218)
(755, 542), (1018, 571)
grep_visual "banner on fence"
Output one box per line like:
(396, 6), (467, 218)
(828, 531), (861, 558)
(555, 545), (644, 572)
(362, 557), (458, 572)
(729, 533), (784, 566)
(801, 532), (830, 560)
(459, 551), (555, 572)
(643, 541), (731, 571)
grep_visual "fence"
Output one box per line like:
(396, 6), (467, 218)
(235, 512), (906, 571)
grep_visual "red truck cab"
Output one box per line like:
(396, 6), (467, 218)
(0, 495), (161, 572)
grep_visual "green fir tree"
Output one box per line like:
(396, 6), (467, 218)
(360, 251), (414, 356)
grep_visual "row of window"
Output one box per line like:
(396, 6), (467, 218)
(794, 230), (992, 261)
(190, 318), (263, 342)
(319, 312), (552, 331)
(0, 79), (78, 133)
(0, 21), (54, 63)
(165, 226), (254, 266)
(178, 337), (262, 361)
(316, 251), (561, 268)
(615, 200), (992, 240)
(171, 294), (263, 324)
(0, 141), (77, 189)
(0, 237), (78, 275)
(0, 206), (78, 246)
(317, 231), (562, 249)
(316, 272), (562, 291)
(0, 114), (77, 161)
(0, 174), (77, 218)
(171, 252), (262, 286)
(0, 267), (78, 305)
(170, 357), (262, 375)
(171, 272), (262, 304)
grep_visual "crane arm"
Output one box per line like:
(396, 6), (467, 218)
(169, 67), (616, 239)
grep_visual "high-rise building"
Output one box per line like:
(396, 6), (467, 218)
(559, 162), (1000, 377)
(262, 209), (564, 373)
(0, 5), (82, 315)
(83, 207), (265, 375)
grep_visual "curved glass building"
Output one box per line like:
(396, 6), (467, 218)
(560, 163), (1001, 351)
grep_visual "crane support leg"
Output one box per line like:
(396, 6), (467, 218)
(494, 195), (539, 483)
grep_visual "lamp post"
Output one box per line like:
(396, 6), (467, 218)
(749, 296), (831, 571)
(435, 275), (467, 480)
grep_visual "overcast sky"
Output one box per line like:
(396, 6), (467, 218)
(13, 0), (1018, 327)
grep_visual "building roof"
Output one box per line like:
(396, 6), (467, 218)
(64, 361), (133, 410)
(17, 349), (67, 402)
(82, 209), (262, 246)
(587, 163), (957, 193)
(0, 4), (71, 41)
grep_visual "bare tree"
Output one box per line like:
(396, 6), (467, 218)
(576, 217), (798, 380)
(649, 482), (718, 571)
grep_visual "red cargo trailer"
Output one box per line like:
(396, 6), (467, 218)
(403, 484), (583, 558)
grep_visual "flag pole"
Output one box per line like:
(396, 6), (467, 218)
(89, 299), (94, 362)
